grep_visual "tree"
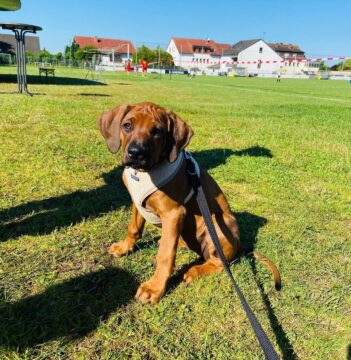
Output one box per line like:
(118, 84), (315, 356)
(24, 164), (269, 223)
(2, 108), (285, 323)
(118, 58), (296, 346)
(338, 59), (351, 70)
(64, 42), (79, 59)
(56, 52), (63, 60)
(330, 59), (351, 71)
(75, 45), (98, 61)
(133, 45), (154, 64)
(132, 45), (173, 66)
(156, 46), (173, 67)
(319, 61), (328, 71)
(0, 40), (14, 54)
(38, 49), (52, 61)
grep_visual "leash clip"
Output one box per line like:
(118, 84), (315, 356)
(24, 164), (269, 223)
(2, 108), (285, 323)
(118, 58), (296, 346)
(184, 152), (198, 176)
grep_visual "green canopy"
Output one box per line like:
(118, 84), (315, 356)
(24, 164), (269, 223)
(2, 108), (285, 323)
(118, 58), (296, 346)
(0, 0), (21, 11)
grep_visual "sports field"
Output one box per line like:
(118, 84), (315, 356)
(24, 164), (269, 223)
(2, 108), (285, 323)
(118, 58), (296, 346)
(0, 66), (350, 359)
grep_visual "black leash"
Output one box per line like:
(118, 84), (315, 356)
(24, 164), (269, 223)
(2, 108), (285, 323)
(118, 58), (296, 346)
(185, 153), (280, 360)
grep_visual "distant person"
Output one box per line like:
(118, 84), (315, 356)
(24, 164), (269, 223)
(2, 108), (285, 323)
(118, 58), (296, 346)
(126, 59), (131, 74)
(141, 59), (148, 77)
(277, 70), (281, 83)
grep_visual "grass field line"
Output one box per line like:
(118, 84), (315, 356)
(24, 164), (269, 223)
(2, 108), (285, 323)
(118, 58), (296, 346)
(186, 81), (351, 104)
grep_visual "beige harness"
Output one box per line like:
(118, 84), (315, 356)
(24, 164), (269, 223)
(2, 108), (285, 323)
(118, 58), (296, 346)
(124, 151), (200, 225)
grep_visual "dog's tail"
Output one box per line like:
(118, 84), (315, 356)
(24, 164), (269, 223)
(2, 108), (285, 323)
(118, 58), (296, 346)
(248, 251), (282, 290)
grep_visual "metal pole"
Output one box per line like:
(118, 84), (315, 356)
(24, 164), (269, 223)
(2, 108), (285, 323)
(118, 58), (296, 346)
(14, 30), (21, 93)
(158, 45), (161, 78)
(22, 30), (33, 95)
(21, 30), (28, 94)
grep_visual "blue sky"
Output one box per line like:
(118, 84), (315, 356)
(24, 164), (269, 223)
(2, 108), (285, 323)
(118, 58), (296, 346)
(1, 0), (350, 58)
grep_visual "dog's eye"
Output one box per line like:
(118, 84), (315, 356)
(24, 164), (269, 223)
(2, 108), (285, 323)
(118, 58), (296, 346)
(151, 127), (162, 137)
(122, 122), (132, 133)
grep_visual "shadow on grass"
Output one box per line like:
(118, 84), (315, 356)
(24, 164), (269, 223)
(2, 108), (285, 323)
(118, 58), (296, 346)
(0, 267), (138, 350)
(169, 211), (295, 360)
(0, 146), (271, 243)
(237, 212), (298, 360)
(0, 74), (106, 86)
(79, 93), (111, 97)
(347, 344), (351, 360)
(192, 146), (272, 169)
(0, 166), (129, 242)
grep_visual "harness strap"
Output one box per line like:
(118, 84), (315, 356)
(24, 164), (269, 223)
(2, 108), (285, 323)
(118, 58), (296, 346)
(185, 154), (280, 360)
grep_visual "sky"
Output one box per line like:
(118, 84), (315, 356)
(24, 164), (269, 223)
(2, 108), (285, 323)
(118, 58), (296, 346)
(1, 0), (350, 59)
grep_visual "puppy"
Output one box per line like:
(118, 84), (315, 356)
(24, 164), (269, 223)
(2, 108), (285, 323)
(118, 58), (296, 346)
(98, 102), (280, 304)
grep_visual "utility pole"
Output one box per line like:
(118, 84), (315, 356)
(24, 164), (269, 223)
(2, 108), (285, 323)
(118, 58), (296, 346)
(180, 45), (182, 68)
(158, 45), (161, 66)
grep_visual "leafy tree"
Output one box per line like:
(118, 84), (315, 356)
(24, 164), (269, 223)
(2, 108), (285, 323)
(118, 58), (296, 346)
(64, 42), (79, 59)
(0, 40), (14, 54)
(338, 59), (351, 70)
(133, 45), (154, 63)
(132, 45), (173, 66)
(75, 45), (98, 61)
(330, 59), (351, 71)
(38, 49), (52, 61)
(25, 50), (36, 63)
(156, 46), (173, 66)
(56, 52), (63, 60)
(319, 61), (328, 71)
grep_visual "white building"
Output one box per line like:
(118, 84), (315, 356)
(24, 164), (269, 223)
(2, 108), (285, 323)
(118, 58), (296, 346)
(166, 37), (230, 71)
(221, 39), (319, 76)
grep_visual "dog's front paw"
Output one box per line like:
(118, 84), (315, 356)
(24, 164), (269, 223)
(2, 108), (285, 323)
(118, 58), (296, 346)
(135, 281), (165, 304)
(108, 241), (133, 257)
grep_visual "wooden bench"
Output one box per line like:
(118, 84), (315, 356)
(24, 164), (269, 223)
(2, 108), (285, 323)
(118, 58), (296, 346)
(39, 67), (55, 83)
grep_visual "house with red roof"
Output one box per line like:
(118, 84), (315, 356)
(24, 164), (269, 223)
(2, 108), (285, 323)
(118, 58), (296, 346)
(166, 37), (230, 71)
(73, 35), (135, 64)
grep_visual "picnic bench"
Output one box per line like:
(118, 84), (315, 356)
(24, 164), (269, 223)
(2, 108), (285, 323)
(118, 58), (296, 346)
(39, 67), (55, 83)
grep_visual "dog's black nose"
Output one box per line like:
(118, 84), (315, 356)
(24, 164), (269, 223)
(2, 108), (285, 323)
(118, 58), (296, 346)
(127, 144), (145, 160)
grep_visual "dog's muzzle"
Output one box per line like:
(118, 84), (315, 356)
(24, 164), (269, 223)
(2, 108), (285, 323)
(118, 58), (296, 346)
(124, 142), (153, 170)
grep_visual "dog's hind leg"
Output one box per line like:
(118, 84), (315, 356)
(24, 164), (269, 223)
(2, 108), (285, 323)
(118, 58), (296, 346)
(183, 258), (224, 283)
(108, 203), (145, 257)
(183, 212), (239, 283)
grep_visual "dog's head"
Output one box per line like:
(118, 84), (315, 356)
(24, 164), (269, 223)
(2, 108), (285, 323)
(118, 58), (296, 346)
(98, 102), (193, 170)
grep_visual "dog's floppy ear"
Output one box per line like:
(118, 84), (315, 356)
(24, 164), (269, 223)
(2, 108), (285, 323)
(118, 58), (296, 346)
(98, 104), (132, 153)
(165, 110), (194, 163)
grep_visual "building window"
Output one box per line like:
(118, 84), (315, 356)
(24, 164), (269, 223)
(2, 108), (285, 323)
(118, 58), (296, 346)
(259, 47), (263, 53)
(257, 63), (261, 69)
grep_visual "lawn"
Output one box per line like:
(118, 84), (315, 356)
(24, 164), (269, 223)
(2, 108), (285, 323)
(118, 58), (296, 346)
(0, 65), (350, 359)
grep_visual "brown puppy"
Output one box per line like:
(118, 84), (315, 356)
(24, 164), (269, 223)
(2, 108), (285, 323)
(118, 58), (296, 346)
(98, 102), (280, 304)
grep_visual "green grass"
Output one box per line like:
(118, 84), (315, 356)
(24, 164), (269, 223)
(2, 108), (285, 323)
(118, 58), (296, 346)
(0, 65), (350, 359)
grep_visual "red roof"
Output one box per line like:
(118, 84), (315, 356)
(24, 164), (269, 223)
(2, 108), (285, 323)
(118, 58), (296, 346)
(269, 43), (304, 54)
(73, 36), (135, 54)
(171, 37), (230, 56)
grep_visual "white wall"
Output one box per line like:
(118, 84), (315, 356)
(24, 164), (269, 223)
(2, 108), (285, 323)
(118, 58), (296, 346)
(167, 39), (222, 70)
(166, 39), (180, 64)
(222, 40), (310, 75)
